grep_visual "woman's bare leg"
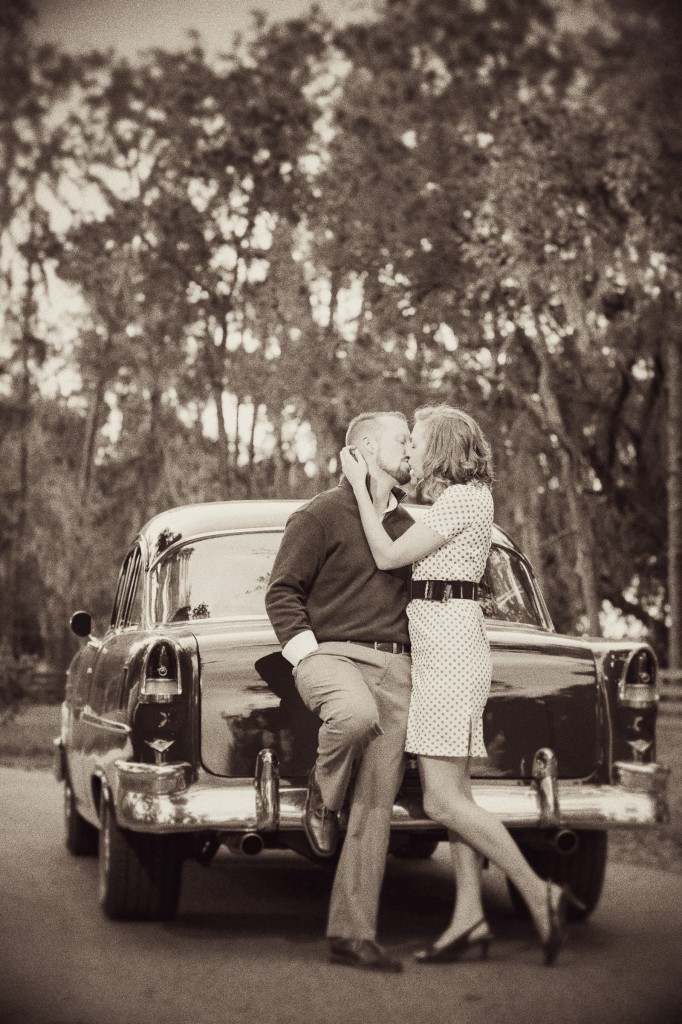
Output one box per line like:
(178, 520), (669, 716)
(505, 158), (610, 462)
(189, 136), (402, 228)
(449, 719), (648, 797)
(431, 762), (486, 947)
(428, 833), (488, 949)
(419, 754), (555, 941)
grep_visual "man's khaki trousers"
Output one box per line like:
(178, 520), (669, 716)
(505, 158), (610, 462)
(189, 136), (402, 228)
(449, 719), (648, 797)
(293, 641), (412, 941)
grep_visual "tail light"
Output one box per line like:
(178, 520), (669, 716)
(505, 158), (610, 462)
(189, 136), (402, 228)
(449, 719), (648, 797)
(140, 642), (181, 703)
(616, 647), (658, 763)
(618, 649), (657, 708)
(134, 640), (188, 765)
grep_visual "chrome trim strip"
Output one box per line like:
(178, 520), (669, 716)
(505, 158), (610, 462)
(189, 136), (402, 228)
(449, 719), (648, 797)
(112, 761), (670, 835)
(80, 710), (132, 734)
(148, 528), (285, 572)
(619, 686), (659, 710)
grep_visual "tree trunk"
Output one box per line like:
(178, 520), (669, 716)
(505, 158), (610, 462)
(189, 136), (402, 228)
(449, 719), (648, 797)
(78, 323), (118, 507)
(246, 400), (259, 497)
(272, 413), (288, 497)
(11, 327), (31, 657)
(233, 396), (241, 471)
(212, 383), (232, 494)
(200, 312), (232, 495)
(558, 450), (601, 635)
(79, 371), (107, 506)
(10, 246), (37, 657)
(666, 328), (682, 675)
(531, 335), (602, 636)
(149, 388), (182, 507)
(511, 450), (547, 596)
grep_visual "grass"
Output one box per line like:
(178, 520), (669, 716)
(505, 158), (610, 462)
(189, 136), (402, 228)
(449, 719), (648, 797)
(0, 702), (61, 770)
(1, 702), (681, 872)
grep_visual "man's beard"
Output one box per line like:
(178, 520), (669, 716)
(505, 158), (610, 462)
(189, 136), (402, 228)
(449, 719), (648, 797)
(376, 451), (411, 486)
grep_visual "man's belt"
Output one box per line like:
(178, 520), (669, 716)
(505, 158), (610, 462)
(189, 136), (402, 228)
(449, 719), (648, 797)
(410, 579), (479, 602)
(354, 641), (411, 654)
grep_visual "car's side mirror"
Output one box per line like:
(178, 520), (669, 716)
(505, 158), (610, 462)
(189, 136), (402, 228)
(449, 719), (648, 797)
(70, 610), (93, 638)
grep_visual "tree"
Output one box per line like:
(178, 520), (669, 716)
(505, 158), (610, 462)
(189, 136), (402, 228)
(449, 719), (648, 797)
(319, 0), (680, 649)
(0, 4), (84, 658)
(63, 21), (328, 497)
(3, 0), (679, 675)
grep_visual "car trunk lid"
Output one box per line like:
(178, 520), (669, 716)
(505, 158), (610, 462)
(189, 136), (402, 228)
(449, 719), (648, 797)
(197, 621), (601, 782)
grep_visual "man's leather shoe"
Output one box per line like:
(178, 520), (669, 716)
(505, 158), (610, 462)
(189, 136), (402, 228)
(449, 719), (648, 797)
(329, 938), (403, 973)
(303, 767), (339, 858)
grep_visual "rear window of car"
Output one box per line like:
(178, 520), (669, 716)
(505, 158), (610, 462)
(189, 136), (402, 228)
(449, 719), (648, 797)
(150, 532), (283, 625)
(479, 546), (543, 626)
(149, 531), (545, 628)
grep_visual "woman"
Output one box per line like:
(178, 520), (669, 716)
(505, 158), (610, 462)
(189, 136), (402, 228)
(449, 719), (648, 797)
(340, 406), (581, 966)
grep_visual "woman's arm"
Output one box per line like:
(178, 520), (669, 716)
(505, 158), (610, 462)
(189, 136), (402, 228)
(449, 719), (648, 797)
(339, 446), (445, 569)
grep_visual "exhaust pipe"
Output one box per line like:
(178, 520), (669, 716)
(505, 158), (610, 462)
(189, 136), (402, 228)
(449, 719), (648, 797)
(518, 828), (579, 857)
(550, 828), (579, 855)
(225, 832), (265, 856)
(240, 832), (264, 855)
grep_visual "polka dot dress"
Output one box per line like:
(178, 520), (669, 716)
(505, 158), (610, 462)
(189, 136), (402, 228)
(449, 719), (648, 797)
(406, 482), (494, 758)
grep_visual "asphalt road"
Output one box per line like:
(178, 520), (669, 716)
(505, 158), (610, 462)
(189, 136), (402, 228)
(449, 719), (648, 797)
(1, 767), (681, 1024)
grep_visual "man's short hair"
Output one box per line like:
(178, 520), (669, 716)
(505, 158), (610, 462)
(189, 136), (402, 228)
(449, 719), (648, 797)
(345, 411), (408, 447)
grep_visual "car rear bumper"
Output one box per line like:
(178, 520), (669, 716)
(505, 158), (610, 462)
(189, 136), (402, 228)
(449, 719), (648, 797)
(111, 748), (670, 836)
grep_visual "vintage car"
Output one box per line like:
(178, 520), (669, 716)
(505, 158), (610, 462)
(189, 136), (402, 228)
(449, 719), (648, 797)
(54, 500), (669, 922)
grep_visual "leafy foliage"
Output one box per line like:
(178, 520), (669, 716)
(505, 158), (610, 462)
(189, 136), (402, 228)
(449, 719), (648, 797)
(1, 0), (679, 676)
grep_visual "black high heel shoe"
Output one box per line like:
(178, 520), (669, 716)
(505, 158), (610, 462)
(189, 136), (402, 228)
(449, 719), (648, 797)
(541, 883), (586, 967)
(415, 918), (494, 964)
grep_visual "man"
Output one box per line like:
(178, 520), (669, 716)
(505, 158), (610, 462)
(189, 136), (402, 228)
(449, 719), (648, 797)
(265, 411), (414, 972)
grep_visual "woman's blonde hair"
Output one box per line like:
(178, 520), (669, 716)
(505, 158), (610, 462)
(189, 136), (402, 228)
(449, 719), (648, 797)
(414, 406), (493, 500)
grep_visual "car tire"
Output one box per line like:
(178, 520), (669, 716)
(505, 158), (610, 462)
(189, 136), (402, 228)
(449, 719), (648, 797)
(507, 829), (608, 922)
(392, 834), (440, 859)
(64, 777), (98, 856)
(98, 800), (183, 920)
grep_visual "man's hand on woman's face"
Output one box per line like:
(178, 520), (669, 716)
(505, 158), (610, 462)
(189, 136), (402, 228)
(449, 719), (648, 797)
(340, 446), (369, 488)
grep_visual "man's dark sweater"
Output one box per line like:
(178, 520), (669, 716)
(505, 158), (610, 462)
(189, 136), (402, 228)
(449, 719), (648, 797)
(265, 478), (414, 647)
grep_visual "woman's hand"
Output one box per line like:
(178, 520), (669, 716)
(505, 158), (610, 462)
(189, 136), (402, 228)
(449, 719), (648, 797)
(340, 445), (369, 490)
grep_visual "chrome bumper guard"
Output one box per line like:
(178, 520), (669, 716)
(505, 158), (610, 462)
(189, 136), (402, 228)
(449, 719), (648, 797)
(113, 747), (670, 836)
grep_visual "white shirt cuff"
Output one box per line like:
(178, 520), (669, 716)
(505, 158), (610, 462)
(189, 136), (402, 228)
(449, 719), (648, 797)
(282, 630), (319, 667)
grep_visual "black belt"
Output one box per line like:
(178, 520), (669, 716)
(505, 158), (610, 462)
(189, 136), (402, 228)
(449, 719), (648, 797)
(410, 579), (479, 602)
(354, 641), (411, 654)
